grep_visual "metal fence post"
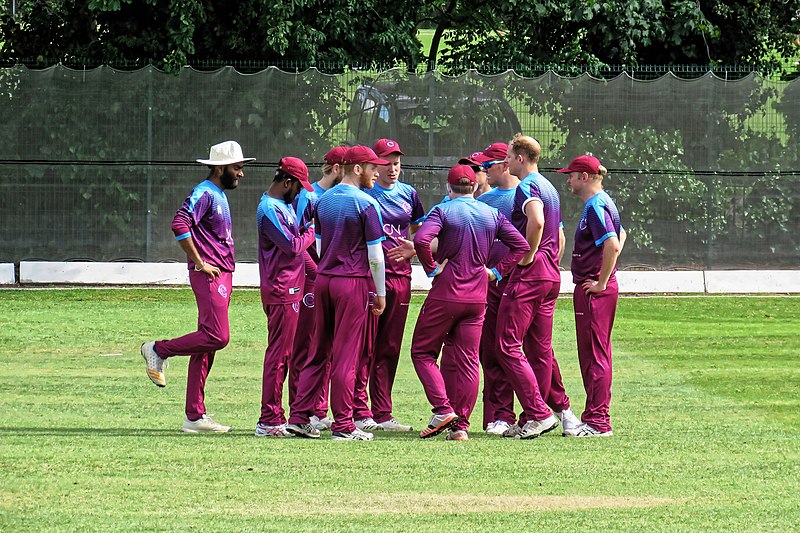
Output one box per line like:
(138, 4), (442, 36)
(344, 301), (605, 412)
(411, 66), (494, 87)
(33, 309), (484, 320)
(145, 61), (154, 261)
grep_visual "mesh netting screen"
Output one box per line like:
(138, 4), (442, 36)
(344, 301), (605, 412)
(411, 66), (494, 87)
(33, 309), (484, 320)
(1, 65), (798, 269)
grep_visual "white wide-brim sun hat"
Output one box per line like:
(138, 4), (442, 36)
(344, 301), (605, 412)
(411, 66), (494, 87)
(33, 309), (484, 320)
(196, 140), (256, 166)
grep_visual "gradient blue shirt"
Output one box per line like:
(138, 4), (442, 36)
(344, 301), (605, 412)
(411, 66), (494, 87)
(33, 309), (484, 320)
(478, 187), (517, 269)
(364, 181), (425, 277)
(511, 172), (562, 282)
(572, 191), (622, 284)
(315, 183), (385, 278)
(171, 180), (235, 272)
(414, 196), (530, 303)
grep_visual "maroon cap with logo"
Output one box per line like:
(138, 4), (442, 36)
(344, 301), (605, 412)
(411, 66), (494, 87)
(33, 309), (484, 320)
(343, 145), (390, 165)
(556, 154), (603, 174)
(372, 138), (405, 157)
(278, 157), (314, 192)
(447, 164), (477, 186)
(458, 151), (489, 166)
(323, 145), (348, 165)
(481, 142), (508, 162)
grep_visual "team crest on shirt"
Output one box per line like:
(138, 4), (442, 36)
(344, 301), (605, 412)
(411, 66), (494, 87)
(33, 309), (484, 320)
(302, 292), (315, 308)
(579, 218), (588, 231)
(292, 302), (300, 313)
(218, 284), (228, 299)
(400, 201), (412, 215)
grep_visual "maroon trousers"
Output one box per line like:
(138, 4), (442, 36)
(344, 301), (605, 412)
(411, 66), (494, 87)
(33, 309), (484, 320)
(259, 301), (301, 425)
(411, 298), (485, 432)
(573, 278), (618, 433)
(154, 270), (232, 420)
(289, 275), (370, 433)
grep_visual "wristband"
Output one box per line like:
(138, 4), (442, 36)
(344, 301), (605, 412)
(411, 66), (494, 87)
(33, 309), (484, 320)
(194, 262), (204, 272)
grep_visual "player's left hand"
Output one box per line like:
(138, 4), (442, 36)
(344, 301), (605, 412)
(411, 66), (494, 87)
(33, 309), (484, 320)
(432, 258), (449, 276)
(387, 238), (415, 262)
(372, 295), (386, 315)
(485, 267), (497, 281)
(582, 279), (606, 294)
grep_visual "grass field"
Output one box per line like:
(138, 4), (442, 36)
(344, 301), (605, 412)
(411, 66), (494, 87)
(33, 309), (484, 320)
(1, 289), (798, 531)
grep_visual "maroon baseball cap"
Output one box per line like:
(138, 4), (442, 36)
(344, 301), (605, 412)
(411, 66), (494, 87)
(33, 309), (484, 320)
(323, 145), (348, 165)
(557, 154), (603, 174)
(372, 138), (405, 157)
(343, 145), (389, 165)
(278, 157), (314, 192)
(481, 142), (508, 162)
(447, 164), (477, 186)
(458, 151), (489, 166)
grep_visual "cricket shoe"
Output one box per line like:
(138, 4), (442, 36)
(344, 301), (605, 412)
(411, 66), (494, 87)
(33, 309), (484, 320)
(140, 341), (166, 387)
(332, 428), (374, 441)
(555, 408), (582, 436)
(286, 423), (321, 439)
(375, 417), (414, 432)
(182, 414), (231, 433)
(486, 420), (512, 436)
(502, 423), (521, 438)
(255, 423), (294, 438)
(310, 415), (333, 431)
(419, 412), (459, 439)
(516, 415), (559, 440)
(354, 417), (380, 431)
(564, 423), (613, 438)
(446, 429), (469, 441)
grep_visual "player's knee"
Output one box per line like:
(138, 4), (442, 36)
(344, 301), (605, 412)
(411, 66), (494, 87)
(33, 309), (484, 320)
(206, 329), (230, 351)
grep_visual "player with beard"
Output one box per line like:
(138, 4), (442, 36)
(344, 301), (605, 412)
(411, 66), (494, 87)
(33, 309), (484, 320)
(287, 145), (387, 441)
(287, 148), (346, 433)
(141, 141), (254, 433)
(255, 157), (317, 437)
(352, 139), (425, 433)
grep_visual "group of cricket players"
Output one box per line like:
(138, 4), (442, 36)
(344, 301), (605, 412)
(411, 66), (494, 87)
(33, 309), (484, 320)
(140, 134), (626, 441)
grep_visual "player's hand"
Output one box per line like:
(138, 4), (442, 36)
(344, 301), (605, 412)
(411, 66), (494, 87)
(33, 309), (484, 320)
(485, 267), (497, 281)
(386, 238), (415, 262)
(198, 262), (221, 279)
(432, 258), (449, 276)
(372, 295), (386, 316)
(582, 279), (606, 294)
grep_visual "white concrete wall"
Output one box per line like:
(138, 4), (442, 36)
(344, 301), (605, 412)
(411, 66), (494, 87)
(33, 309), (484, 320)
(13, 262), (800, 294)
(0, 263), (15, 285)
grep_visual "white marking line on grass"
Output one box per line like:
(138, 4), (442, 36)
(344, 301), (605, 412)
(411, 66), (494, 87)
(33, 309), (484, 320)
(248, 494), (677, 515)
(99, 353), (124, 357)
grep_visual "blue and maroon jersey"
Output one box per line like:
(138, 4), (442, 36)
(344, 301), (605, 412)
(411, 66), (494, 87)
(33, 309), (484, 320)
(311, 181), (328, 197)
(364, 181), (425, 277)
(293, 187), (321, 269)
(172, 180), (235, 272)
(414, 196), (529, 303)
(511, 172), (562, 282)
(315, 183), (385, 278)
(572, 191), (622, 284)
(257, 194), (315, 304)
(477, 187), (516, 268)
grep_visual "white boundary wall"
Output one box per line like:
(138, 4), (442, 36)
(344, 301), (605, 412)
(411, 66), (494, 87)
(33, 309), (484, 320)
(14, 262), (800, 293)
(0, 263), (15, 284)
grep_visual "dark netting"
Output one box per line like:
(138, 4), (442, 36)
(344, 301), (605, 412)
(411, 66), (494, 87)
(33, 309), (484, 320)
(1, 65), (798, 269)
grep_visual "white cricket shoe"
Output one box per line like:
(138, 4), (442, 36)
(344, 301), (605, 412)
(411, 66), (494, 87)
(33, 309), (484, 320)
(255, 423), (294, 437)
(555, 408), (582, 436)
(140, 341), (166, 387)
(446, 429), (469, 441)
(486, 420), (511, 436)
(502, 423), (521, 438)
(310, 415), (333, 431)
(564, 423), (613, 438)
(375, 417), (413, 432)
(182, 414), (231, 433)
(286, 422), (321, 439)
(354, 417), (380, 431)
(516, 415), (559, 440)
(332, 428), (374, 441)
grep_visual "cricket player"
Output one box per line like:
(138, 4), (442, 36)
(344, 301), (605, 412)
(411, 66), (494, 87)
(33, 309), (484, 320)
(492, 134), (577, 440)
(140, 140), (254, 433)
(559, 154), (625, 437)
(472, 141), (522, 435)
(411, 164), (529, 441)
(287, 145), (387, 441)
(255, 157), (316, 437)
(288, 147), (346, 432)
(351, 138), (425, 433)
